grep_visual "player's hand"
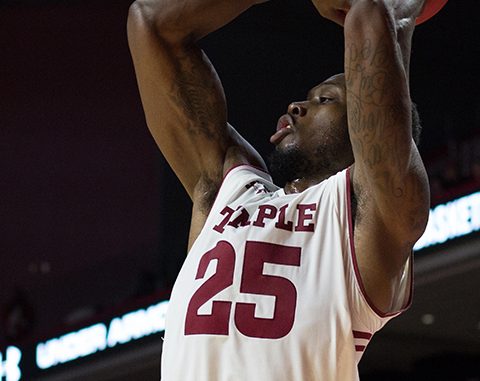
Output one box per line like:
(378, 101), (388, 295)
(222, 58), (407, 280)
(310, 0), (351, 26)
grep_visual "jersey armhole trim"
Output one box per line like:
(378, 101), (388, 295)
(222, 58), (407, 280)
(346, 167), (414, 319)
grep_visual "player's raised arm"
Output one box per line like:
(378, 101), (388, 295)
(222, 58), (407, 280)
(344, 0), (430, 243)
(127, 0), (267, 203)
(340, 0), (431, 312)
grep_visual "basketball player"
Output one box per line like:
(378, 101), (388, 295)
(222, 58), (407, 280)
(127, 0), (431, 379)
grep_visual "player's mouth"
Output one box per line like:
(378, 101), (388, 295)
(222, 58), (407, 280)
(270, 114), (294, 145)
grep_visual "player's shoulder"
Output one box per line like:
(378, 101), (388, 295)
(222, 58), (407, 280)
(193, 163), (271, 214)
(188, 164), (273, 250)
(224, 163), (272, 182)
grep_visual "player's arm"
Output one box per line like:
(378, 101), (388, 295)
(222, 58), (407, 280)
(127, 0), (267, 205)
(343, 0), (430, 311)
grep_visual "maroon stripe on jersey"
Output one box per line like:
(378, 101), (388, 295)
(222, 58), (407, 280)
(352, 330), (372, 340)
(355, 345), (366, 352)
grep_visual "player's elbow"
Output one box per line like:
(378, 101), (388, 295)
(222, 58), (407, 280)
(345, 0), (396, 39)
(127, 0), (192, 45)
(128, 1), (156, 30)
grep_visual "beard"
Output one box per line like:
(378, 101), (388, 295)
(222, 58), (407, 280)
(267, 146), (325, 186)
(268, 147), (311, 186)
(267, 143), (351, 187)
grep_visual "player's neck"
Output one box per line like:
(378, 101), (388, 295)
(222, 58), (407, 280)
(283, 174), (329, 194)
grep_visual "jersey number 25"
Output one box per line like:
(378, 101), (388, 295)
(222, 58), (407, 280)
(185, 240), (301, 339)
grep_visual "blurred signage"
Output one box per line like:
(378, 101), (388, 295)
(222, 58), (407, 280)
(1, 299), (169, 380)
(36, 299), (169, 370)
(415, 191), (480, 250)
(0, 346), (21, 381)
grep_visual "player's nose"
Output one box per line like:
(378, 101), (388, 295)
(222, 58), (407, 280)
(288, 102), (307, 118)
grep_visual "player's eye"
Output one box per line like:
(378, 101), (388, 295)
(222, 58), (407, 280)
(318, 97), (333, 104)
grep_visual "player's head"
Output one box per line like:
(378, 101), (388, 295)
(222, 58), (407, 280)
(268, 73), (421, 186)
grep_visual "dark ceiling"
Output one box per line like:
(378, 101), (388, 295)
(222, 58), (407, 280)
(0, 0), (479, 377)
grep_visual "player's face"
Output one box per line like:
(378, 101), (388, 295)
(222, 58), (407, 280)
(270, 73), (354, 178)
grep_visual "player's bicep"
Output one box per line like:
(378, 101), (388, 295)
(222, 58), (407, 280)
(127, 8), (231, 197)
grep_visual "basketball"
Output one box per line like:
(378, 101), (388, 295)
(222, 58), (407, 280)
(416, 0), (448, 25)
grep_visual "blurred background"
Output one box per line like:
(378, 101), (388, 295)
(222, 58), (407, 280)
(0, 0), (479, 380)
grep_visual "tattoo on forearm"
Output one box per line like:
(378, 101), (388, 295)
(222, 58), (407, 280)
(169, 46), (226, 141)
(345, 36), (426, 214)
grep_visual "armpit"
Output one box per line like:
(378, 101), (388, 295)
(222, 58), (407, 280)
(195, 174), (222, 214)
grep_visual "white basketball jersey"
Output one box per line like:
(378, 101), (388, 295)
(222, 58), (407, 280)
(161, 165), (412, 381)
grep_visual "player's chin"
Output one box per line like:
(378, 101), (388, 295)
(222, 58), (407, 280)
(275, 136), (297, 152)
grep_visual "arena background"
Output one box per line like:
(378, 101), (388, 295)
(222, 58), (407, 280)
(1, 0), (479, 380)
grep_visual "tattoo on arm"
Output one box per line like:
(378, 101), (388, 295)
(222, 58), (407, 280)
(346, 36), (429, 232)
(169, 46), (227, 142)
(346, 37), (409, 197)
